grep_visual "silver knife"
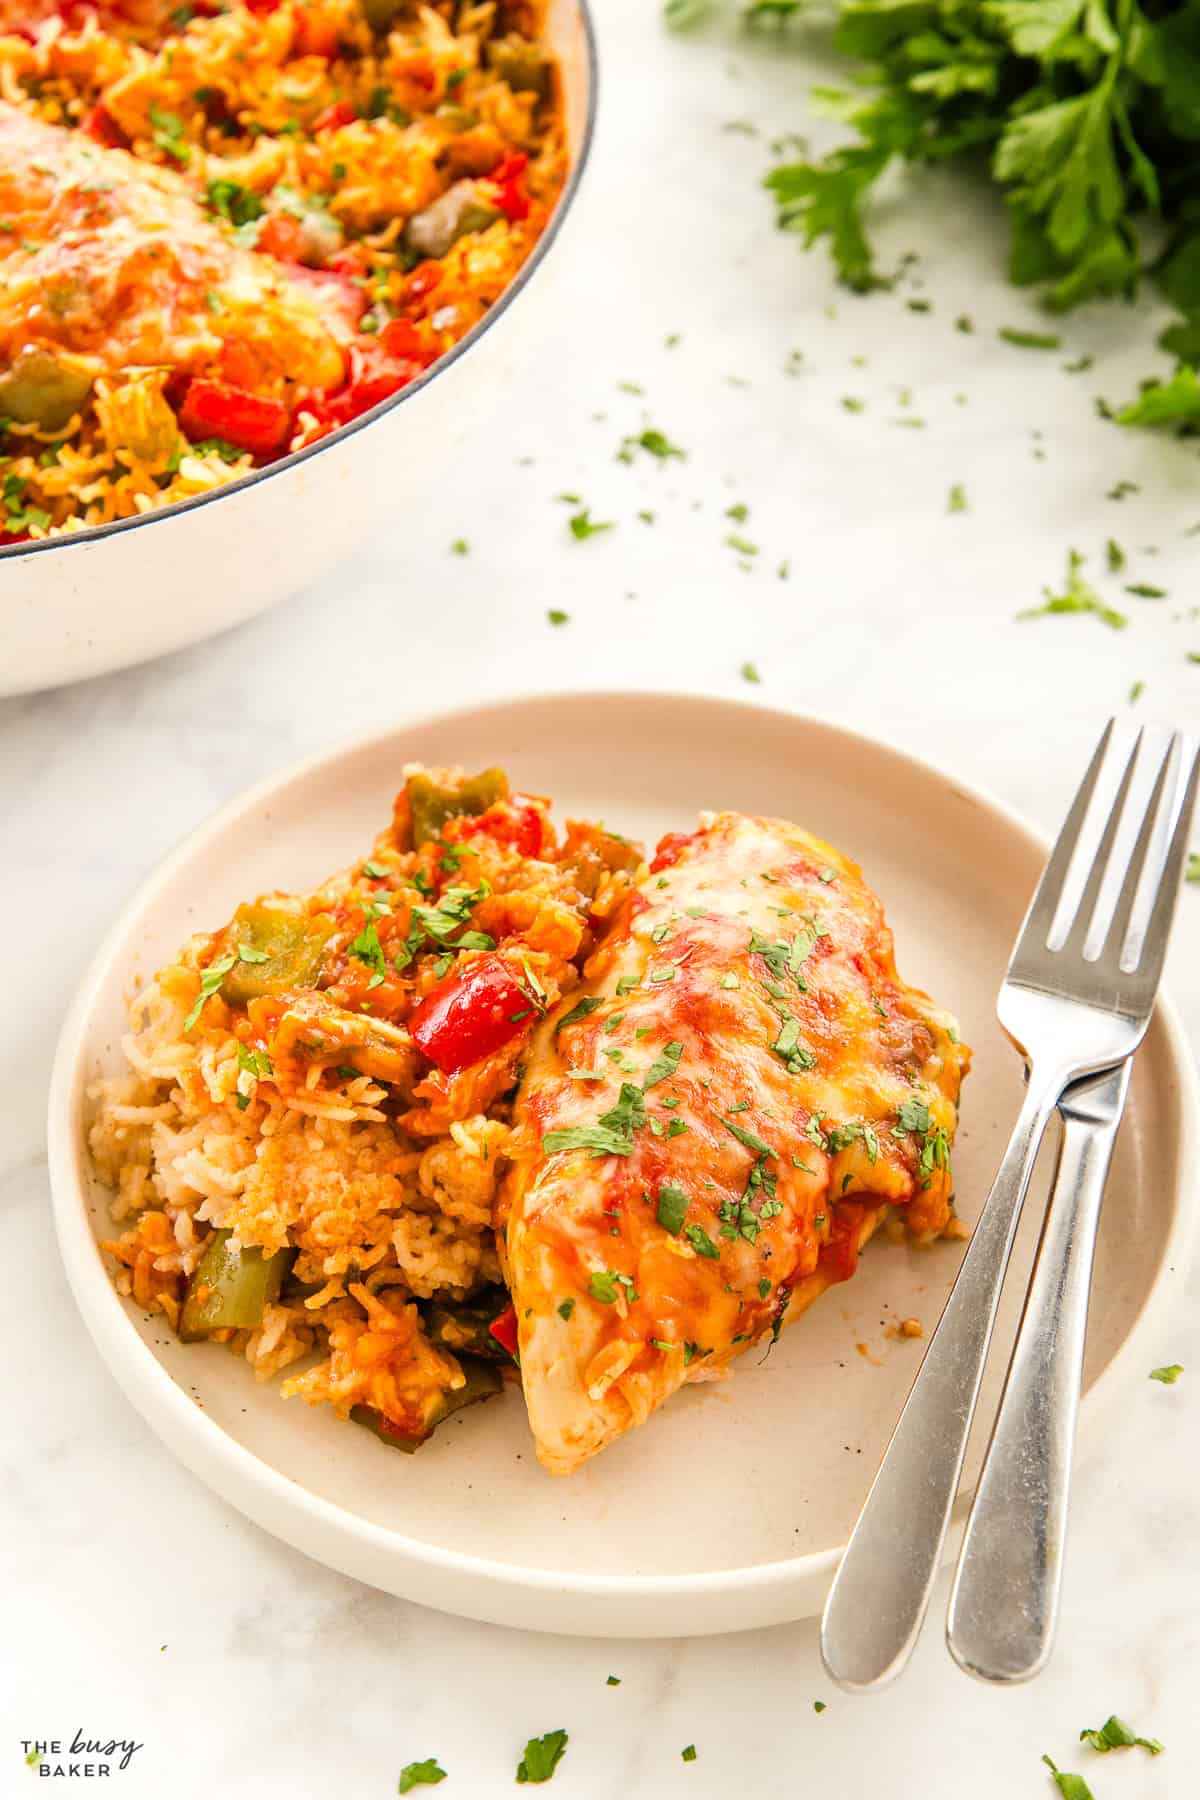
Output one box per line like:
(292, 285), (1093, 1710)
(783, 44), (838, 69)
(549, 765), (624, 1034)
(946, 1060), (1132, 1682)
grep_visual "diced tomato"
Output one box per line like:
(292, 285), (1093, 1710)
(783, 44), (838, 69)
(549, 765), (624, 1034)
(649, 831), (698, 874)
(443, 801), (549, 861)
(312, 98), (357, 132)
(405, 260), (443, 303)
(179, 378), (290, 457)
(378, 317), (424, 360)
(410, 956), (539, 1075)
(488, 1303), (519, 1358)
(486, 150), (530, 223)
(293, 7), (340, 57)
(83, 102), (124, 148)
(256, 213), (306, 263)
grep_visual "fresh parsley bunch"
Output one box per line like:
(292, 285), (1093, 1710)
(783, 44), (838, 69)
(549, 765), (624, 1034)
(674, 0), (1200, 426)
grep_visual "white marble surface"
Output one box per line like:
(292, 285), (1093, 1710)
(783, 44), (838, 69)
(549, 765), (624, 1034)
(2, 2), (1198, 1793)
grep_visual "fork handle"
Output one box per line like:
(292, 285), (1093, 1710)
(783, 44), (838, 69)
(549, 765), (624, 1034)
(946, 1063), (1129, 1683)
(820, 1075), (1065, 1691)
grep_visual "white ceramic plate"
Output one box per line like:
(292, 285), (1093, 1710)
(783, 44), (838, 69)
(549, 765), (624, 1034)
(48, 694), (1198, 1637)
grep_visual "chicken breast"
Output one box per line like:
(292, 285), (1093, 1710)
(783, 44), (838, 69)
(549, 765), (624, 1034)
(0, 101), (346, 391)
(502, 811), (970, 1475)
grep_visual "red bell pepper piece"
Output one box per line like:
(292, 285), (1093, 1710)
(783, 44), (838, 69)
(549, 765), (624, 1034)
(179, 379), (290, 457)
(443, 800), (548, 861)
(649, 830), (698, 874)
(83, 102), (124, 148)
(488, 1303), (519, 1358)
(410, 955), (539, 1075)
(487, 151), (530, 223)
(312, 99), (357, 132)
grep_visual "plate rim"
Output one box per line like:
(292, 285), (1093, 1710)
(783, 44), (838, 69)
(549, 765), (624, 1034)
(47, 691), (1200, 1634)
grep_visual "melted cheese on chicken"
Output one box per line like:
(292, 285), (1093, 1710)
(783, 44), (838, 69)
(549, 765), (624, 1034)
(502, 811), (970, 1476)
(0, 102), (346, 389)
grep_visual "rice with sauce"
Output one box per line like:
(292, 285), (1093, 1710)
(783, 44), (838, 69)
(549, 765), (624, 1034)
(89, 766), (642, 1447)
(0, 0), (563, 543)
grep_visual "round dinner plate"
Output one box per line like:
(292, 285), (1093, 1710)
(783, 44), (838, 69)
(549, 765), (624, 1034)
(48, 693), (1198, 1637)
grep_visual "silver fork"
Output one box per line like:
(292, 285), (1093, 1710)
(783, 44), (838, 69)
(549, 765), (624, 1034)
(820, 722), (1200, 1692)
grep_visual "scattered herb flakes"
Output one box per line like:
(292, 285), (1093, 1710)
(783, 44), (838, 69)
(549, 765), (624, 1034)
(605, 1675), (621, 1686)
(1106, 539), (1126, 573)
(1187, 854), (1200, 883)
(617, 379), (644, 395)
(1125, 581), (1167, 599)
(183, 953), (236, 1033)
(726, 502), (750, 523)
(643, 1039), (683, 1089)
(1019, 551), (1127, 631)
(740, 660), (762, 684)
(813, 1700), (827, 1714)
(557, 1297), (575, 1321)
(543, 1081), (645, 1158)
(1042, 1755), (1094, 1800)
(398, 1758), (447, 1792)
(1150, 1363), (1183, 1383)
(841, 395), (864, 413)
(515, 1730), (568, 1785)
(998, 327), (1061, 350)
(684, 1223), (720, 1259)
(1077, 1715), (1163, 1756)
(449, 538), (469, 556)
(637, 509), (656, 524)
(656, 1181), (690, 1235)
(1128, 679), (1145, 704)
(556, 996), (602, 1034)
(618, 427), (685, 463)
(1108, 481), (1139, 502)
(547, 608), (570, 626)
(726, 533), (759, 555)
(681, 1745), (698, 1763)
(947, 483), (967, 514)
(569, 508), (614, 541)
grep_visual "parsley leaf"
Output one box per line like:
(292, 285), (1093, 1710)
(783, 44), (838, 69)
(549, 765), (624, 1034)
(543, 1082), (645, 1157)
(1077, 1715), (1163, 1755)
(656, 1181), (690, 1234)
(183, 953), (236, 1033)
(1150, 1363), (1183, 1383)
(1042, 1754), (1094, 1800)
(516, 1731), (568, 1784)
(643, 1039), (683, 1089)
(398, 1757), (447, 1792)
(1020, 549), (1127, 631)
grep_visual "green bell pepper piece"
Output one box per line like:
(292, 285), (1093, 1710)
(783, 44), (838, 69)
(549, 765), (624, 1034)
(221, 904), (333, 1005)
(405, 767), (508, 847)
(179, 1228), (292, 1340)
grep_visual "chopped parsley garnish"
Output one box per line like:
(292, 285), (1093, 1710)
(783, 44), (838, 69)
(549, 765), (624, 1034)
(1042, 1755), (1094, 1800)
(998, 327), (1061, 350)
(397, 1757), (447, 1792)
(363, 859), (389, 879)
(557, 1297), (576, 1321)
(568, 508), (614, 540)
(515, 1730), (568, 1785)
(683, 1223), (720, 1259)
(450, 538), (469, 556)
(656, 1182), (689, 1235)
(606, 1675), (621, 1686)
(1106, 539), (1126, 573)
(1125, 581), (1167, 599)
(1077, 1716), (1162, 1755)
(1019, 550), (1127, 631)
(149, 103), (190, 164)
(556, 996), (603, 1034)
(615, 975), (640, 996)
(235, 941), (270, 964)
(643, 1039), (683, 1089)
(206, 178), (262, 227)
(347, 920), (387, 988)
(1150, 1363), (1183, 1383)
(726, 533), (759, 556)
(772, 1015), (817, 1074)
(544, 1082), (645, 1158)
(547, 608), (570, 625)
(681, 1745), (697, 1763)
(183, 953), (236, 1033)
(588, 1270), (621, 1304)
(740, 660), (762, 684)
(618, 427), (686, 462)
(720, 1115), (776, 1159)
(813, 1700), (827, 1714)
